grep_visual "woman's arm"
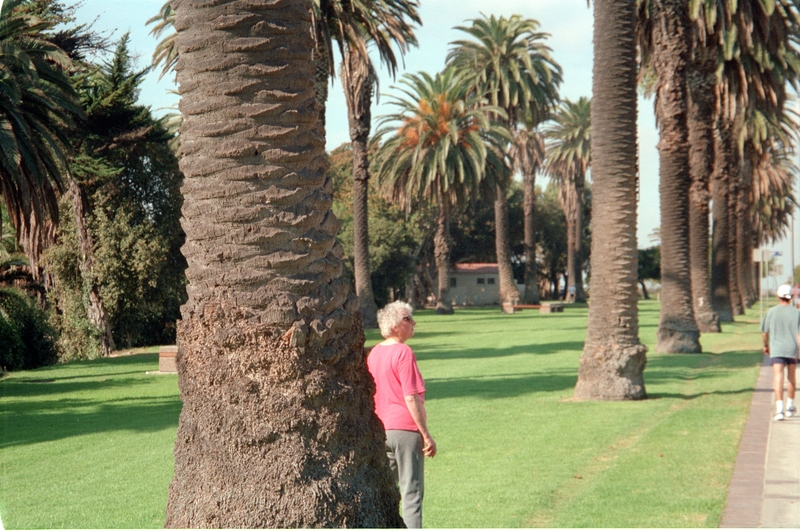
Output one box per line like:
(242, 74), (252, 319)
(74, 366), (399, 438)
(404, 394), (437, 457)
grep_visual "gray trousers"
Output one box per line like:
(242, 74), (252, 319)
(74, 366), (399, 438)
(385, 429), (424, 528)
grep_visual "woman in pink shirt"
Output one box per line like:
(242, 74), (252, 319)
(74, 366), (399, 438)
(367, 301), (436, 528)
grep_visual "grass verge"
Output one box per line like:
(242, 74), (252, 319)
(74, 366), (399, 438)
(1, 300), (762, 528)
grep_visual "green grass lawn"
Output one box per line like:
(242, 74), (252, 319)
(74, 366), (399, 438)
(1, 301), (763, 528)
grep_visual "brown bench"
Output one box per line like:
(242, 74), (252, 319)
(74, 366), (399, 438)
(501, 302), (541, 314)
(501, 302), (564, 314)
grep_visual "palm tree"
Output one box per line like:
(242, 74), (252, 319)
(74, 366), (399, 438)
(509, 124), (544, 304)
(0, 0), (81, 281)
(709, 0), (800, 320)
(740, 106), (799, 300)
(446, 14), (561, 306)
(574, 0), (647, 400)
(748, 140), (797, 247)
(685, 8), (721, 332)
(710, 109), (737, 322)
(164, 1), (403, 526)
(637, 0), (701, 353)
(338, 0), (420, 327)
(374, 69), (510, 315)
(544, 97), (591, 304)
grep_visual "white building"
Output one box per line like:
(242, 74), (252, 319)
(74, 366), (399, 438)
(448, 263), (525, 306)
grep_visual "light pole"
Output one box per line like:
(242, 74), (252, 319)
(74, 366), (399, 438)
(792, 213), (796, 284)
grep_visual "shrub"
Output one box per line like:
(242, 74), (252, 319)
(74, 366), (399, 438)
(0, 288), (58, 371)
(0, 310), (25, 371)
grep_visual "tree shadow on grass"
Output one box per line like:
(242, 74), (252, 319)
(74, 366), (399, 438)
(416, 341), (586, 361)
(642, 350), (763, 400)
(1, 373), (168, 399)
(647, 388), (755, 400)
(1, 395), (181, 448)
(645, 350), (762, 372)
(32, 353), (159, 372)
(1, 354), (164, 399)
(426, 368), (578, 400)
(1, 354), (180, 448)
(410, 321), (590, 342)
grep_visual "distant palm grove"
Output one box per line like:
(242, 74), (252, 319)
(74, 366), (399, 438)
(0, 0), (798, 526)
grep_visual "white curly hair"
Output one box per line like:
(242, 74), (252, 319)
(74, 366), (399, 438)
(376, 301), (414, 338)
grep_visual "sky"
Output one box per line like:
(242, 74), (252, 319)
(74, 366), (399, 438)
(70, 0), (798, 288)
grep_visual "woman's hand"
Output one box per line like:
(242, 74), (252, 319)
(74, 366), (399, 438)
(422, 434), (437, 457)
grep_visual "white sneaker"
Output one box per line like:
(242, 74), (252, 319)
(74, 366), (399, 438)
(787, 405), (796, 418)
(775, 412), (785, 421)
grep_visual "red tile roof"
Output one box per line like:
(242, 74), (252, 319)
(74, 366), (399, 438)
(454, 263), (499, 274)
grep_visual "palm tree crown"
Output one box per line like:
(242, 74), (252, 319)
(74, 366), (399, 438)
(544, 97), (592, 187)
(374, 69), (509, 209)
(446, 13), (562, 126)
(317, 0), (421, 79)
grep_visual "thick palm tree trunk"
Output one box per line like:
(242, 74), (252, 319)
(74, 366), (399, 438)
(69, 177), (115, 356)
(574, 0), (647, 400)
(165, 1), (403, 527)
(653, 0), (701, 353)
(710, 122), (734, 322)
(686, 36), (720, 333)
(522, 171), (540, 303)
(494, 183), (521, 305)
(434, 197), (454, 314)
(343, 48), (379, 328)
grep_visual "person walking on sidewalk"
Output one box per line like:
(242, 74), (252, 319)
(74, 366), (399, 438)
(762, 284), (800, 421)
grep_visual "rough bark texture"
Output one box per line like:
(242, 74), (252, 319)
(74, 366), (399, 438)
(433, 198), (453, 314)
(343, 48), (379, 328)
(522, 172), (540, 303)
(494, 183), (521, 305)
(686, 35), (720, 333)
(574, 0), (647, 400)
(165, 0), (403, 527)
(652, 0), (701, 354)
(313, 52), (329, 129)
(69, 178), (115, 356)
(710, 123), (734, 322)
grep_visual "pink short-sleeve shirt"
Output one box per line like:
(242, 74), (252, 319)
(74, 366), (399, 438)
(367, 342), (426, 432)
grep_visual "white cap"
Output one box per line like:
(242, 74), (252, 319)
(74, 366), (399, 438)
(777, 284), (793, 299)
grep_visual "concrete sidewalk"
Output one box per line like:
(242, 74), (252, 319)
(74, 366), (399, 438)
(720, 358), (800, 528)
